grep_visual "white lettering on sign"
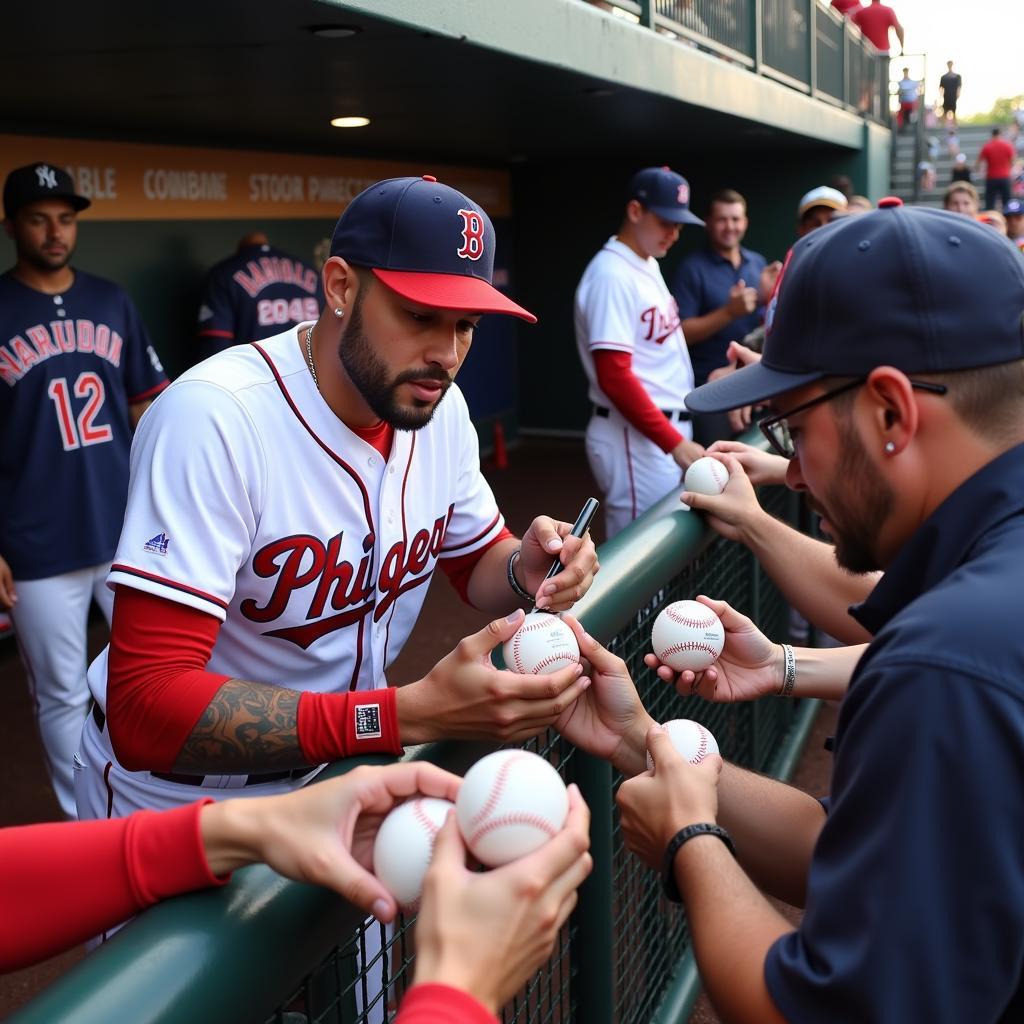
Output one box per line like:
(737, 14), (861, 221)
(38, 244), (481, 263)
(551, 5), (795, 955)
(306, 175), (377, 204)
(66, 166), (118, 201)
(248, 174), (304, 202)
(143, 169), (228, 201)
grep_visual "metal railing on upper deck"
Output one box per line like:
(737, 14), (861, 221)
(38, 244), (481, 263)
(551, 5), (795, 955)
(593, 0), (888, 122)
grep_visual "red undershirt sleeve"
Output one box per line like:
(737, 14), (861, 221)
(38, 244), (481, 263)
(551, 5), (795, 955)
(395, 983), (499, 1024)
(593, 348), (684, 453)
(438, 526), (514, 605)
(0, 801), (224, 972)
(107, 586), (403, 774)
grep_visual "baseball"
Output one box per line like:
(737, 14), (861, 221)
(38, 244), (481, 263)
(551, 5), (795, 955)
(683, 456), (728, 497)
(456, 749), (569, 866)
(372, 797), (454, 910)
(651, 599), (725, 672)
(502, 611), (580, 675)
(646, 718), (720, 770)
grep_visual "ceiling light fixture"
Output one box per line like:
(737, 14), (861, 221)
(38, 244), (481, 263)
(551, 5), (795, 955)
(330, 116), (371, 128)
(309, 25), (361, 39)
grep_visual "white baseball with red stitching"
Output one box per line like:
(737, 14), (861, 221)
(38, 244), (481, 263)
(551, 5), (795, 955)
(683, 456), (729, 497)
(455, 749), (569, 866)
(501, 611), (580, 675)
(372, 797), (454, 909)
(646, 718), (720, 770)
(651, 599), (725, 671)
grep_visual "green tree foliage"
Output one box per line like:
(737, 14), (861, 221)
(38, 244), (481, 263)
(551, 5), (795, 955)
(961, 95), (1024, 125)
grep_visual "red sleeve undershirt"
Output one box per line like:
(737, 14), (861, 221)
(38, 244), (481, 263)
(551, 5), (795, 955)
(107, 587), (402, 773)
(395, 984), (498, 1024)
(593, 348), (683, 453)
(0, 801), (224, 972)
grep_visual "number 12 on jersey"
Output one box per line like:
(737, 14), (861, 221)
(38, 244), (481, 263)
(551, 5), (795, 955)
(47, 372), (113, 451)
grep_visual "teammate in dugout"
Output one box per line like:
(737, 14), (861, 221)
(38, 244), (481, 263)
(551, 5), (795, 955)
(575, 166), (705, 538)
(0, 163), (168, 818)
(75, 175), (599, 823)
(196, 230), (323, 361)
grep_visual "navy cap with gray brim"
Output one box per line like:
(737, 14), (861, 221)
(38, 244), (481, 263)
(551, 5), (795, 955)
(627, 166), (704, 226)
(330, 175), (535, 322)
(685, 198), (1024, 413)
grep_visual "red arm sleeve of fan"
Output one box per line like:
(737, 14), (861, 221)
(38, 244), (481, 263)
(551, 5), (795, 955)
(107, 587), (401, 773)
(394, 984), (499, 1024)
(593, 349), (683, 453)
(0, 801), (224, 972)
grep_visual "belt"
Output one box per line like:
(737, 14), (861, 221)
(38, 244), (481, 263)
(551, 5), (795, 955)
(594, 404), (691, 423)
(90, 702), (315, 788)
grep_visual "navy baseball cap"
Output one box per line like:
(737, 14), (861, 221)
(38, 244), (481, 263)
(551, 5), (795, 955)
(3, 162), (90, 219)
(627, 166), (704, 226)
(686, 198), (1024, 413)
(329, 175), (535, 322)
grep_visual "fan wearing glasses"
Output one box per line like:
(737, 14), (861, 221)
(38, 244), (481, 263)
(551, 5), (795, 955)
(616, 200), (1024, 1023)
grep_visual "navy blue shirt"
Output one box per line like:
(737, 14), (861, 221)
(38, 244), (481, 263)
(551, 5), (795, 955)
(765, 443), (1024, 1022)
(0, 270), (168, 579)
(672, 245), (766, 386)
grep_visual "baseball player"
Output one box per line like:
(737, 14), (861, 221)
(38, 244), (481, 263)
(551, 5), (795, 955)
(575, 166), (705, 539)
(196, 231), (323, 362)
(75, 175), (598, 827)
(0, 162), (168, 818)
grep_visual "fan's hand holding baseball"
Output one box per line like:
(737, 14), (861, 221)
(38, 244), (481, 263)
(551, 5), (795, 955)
(555, 614), (656, 778)
(706, 439), (788, 487)
(412, 786), (592, 1013)
(518, 516), (599, 611)
(0, 554), (16, 610)
(643, 596), (781, 703)
(616, 725), (722, 870)
(396, 609), (591, 744)
(198, 762), (462, 924)
(680, 454), (773, 544)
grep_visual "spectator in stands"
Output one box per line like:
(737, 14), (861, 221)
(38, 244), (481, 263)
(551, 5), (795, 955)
(830, 0), (862, 14)
(917, 162), (937, 193)
(851, 0), (904, 56)
(938, 61), (962, 126)
(847, 195), (874, 212)
(797, 186), (848, 236)
(950, 152), (972, 183)
(1005, 198), (1024, 247)
(672, 189), (779, 445)
(896, 68), (919, 130)
(975, 127), (1016, 211)
(943, 180), (980, 217)
(977, 210), (1007, 234)
(829, 174), (854, 200)
(945, 126), (960, 158)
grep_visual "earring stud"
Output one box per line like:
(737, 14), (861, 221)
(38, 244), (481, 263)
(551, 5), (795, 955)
(884, 441), (896, 454)
(334, 307), (344, 318)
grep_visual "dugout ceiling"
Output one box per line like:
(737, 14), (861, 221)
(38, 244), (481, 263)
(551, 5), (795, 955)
(2, 0), (857, 167)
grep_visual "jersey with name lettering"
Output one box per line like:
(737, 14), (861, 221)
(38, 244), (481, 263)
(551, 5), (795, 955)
(197, 243), (323, 359)
(93, 325), (504, 708)
(0, 270), (168, 580)
(574, 237), (694, 409)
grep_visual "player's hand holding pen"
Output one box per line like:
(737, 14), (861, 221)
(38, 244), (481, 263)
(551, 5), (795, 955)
(516, 499), (600, 611)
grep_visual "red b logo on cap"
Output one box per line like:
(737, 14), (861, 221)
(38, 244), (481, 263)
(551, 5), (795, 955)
(457, 209), (485, 261)
(677, 182), (690, 206)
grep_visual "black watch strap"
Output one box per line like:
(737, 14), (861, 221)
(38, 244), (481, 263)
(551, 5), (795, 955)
(661, 823), (736, 904)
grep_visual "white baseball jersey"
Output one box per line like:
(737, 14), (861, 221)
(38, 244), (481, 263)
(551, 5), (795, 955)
(574, 237), (694, 409)
(87, 324), (505, 712)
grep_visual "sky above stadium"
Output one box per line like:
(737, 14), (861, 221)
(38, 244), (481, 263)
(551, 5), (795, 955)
(893, 0), (1019, 116)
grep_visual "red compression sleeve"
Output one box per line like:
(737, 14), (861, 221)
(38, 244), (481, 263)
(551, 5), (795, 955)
(394, 984), (498, 1024)
(438, 526), (514, 605)
(107, 587), (231, 772)
(593, 349), (684, 453)
(0, 801), (224, 972)
(297, 688), (403, 764)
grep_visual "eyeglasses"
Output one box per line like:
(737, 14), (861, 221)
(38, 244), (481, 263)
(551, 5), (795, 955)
(758, 378), (949, 459)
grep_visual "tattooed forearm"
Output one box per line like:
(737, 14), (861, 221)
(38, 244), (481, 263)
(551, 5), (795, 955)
(174, 678), (307, 774)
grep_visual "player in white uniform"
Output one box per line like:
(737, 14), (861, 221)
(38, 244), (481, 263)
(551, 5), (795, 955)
(575, 166), (705, 538)
(75, 175), (599, 823)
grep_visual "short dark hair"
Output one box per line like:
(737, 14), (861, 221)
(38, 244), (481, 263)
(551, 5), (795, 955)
(707, 188), (746, 214)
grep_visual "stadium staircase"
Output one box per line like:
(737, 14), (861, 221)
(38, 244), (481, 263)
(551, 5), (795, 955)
(890, 121), (1000, 207)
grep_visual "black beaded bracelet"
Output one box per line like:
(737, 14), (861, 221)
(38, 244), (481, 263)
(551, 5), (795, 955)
(506, 548), (534, 603)
(661, 822), (736, 904)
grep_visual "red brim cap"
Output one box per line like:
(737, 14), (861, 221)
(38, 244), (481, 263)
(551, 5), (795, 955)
(374, 268), (537, 323)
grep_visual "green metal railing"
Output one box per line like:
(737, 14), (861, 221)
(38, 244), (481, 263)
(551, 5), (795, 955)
(13, 459), (820, 1024)
(601, 0), (887, 122)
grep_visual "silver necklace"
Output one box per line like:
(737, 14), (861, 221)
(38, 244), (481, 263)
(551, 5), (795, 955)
(304, 325), (319, 391)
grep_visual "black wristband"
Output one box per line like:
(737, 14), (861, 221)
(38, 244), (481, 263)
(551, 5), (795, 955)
(661, 823), (736, 904)
(506, 548), (533, 603)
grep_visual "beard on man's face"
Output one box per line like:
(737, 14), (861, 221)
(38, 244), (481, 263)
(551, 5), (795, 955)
(338, 291), (453, 431)
(813, 416), (894, 575)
